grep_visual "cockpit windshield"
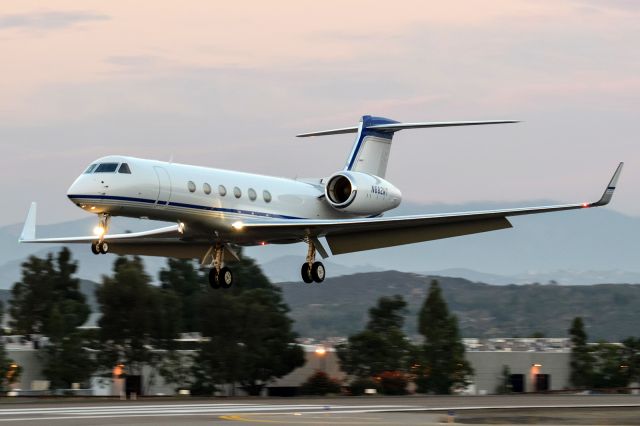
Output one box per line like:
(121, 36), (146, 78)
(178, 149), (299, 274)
(84, 162), (132, 174)
(94, 163), (119, 173)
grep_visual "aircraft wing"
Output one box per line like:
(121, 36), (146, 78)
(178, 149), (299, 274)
(18, 204), (183, 245)
(233, 163), (623, 255)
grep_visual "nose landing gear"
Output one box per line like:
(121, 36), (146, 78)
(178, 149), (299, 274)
(91, 214), (111, 255)
(301, 239), (325, 283)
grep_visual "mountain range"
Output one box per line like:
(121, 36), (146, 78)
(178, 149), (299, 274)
(277, 271), (640, 341)
(1, 200), (638, 288)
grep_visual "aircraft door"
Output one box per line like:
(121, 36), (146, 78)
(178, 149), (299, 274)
(153, 166), (172, 208)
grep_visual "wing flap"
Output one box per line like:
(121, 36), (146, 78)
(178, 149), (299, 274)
(326, 217), (513, 255)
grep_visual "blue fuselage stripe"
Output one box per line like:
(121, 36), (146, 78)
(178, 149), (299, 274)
(67, 194), (304, 220)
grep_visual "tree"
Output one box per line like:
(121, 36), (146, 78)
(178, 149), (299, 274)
(569, 317), (594, 388)
(416, 280), (473, 394)
(10, 248), (95, 390)
(621, 337), (640, 385)
(299, 371), (341, 395)
(495, 365), (512, 394)
(191, 255), (304, 396)
(10, 248), (89, 336)
(338, 296), (412, 378)
(159, 259), (205, 333)
(42, 331), (96, 390)
(591, 343), (628, 389)
(95, 256), (181, 382)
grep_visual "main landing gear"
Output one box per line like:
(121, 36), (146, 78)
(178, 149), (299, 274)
(301, 239), (325, 284)
(207, 244), (234, 290)
(91, 213), (110, 255)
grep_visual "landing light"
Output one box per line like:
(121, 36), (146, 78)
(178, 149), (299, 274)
(93, 226), (105, 236)
(232, 221), (244, 230)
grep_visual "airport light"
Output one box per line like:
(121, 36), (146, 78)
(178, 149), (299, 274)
(315, 345), (327, 372)
(532, 363), (542, 367)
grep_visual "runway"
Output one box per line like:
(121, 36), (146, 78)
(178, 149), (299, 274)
(0, 395), (639, 425)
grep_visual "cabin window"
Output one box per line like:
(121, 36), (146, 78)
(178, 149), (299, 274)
(203, 183), (212, 195)
(248, 188), (257, 201)
(218, 185), (227, 196)
(84, 164), (97, 174)
(187, 181), (196, 193)
(94, 163), (119, 173)
(118, 163), (132, 174)
(263, 190), (272, 203)
(233, 187), (242, 198)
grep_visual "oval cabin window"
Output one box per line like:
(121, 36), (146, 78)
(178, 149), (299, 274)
(187, 181), (196, 193)
(218, 185), (227, 196)
(203, 183), (211, 194)
(233, 187), (242, 198)
(263, 190), (272, 203)
(248, 188), (257, 201)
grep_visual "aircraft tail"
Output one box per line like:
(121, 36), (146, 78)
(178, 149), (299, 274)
(297, 115), (518, 179)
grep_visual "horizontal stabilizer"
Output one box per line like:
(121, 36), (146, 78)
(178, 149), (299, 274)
(368, 120), (519, 132)
(297, 119), (518, 137)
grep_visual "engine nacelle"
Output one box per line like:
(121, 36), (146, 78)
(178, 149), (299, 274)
(324, 171), (402, 215)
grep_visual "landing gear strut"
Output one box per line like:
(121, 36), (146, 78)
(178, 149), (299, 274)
(301, 239), (325, 283)
(91, 214), (110, 255)
(207, 244), (234, 290)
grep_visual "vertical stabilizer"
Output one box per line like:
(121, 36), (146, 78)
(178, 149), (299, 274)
(344, 115), (397, 178)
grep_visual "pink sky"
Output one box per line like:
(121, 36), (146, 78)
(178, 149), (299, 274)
(0, 0), (638, 225)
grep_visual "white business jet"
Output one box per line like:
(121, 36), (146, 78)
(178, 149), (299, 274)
(19, 115), (623, 289)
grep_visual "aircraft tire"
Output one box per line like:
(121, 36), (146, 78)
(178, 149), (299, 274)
(311, 261), (325, 283)
(218, 267), (233, 289)
(301, 264), (313, 284)
(99, 241), (109, 254)
(208, 268), (220, 289)
(91, 242), (100, 255)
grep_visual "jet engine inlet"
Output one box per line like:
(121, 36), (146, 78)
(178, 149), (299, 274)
(326, 174), (354, 206)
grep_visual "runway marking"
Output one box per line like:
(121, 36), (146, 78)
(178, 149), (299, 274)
(0, 404), (411, 422)
(0, 402), (639, 422)
(220, 414), (384, 424)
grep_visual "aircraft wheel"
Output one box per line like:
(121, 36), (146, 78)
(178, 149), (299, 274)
(98, 241), (109, 254)
(208, 268), (220, 289)
(311, 261), (325, 283)
(91, 242), (100, 255)
(301, 263), (313, 284)
(218, 267), (234, 289)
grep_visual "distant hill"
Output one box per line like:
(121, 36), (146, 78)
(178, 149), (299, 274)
(278, 271), (640, 341)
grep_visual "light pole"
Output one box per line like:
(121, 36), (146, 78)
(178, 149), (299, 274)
(315, 345), (327, 372)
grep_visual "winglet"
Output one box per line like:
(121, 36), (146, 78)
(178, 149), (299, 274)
(19, 202), (37, 242)
(589, 162), (624, 207)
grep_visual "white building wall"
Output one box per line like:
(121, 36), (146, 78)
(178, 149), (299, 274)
(467, 352), (571, 394)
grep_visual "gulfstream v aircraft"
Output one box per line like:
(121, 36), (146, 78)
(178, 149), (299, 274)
(19, 115), (623, 289)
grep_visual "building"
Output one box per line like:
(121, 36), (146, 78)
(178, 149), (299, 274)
(4, 337), (575, 396)
(464, 338), (571, 394)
